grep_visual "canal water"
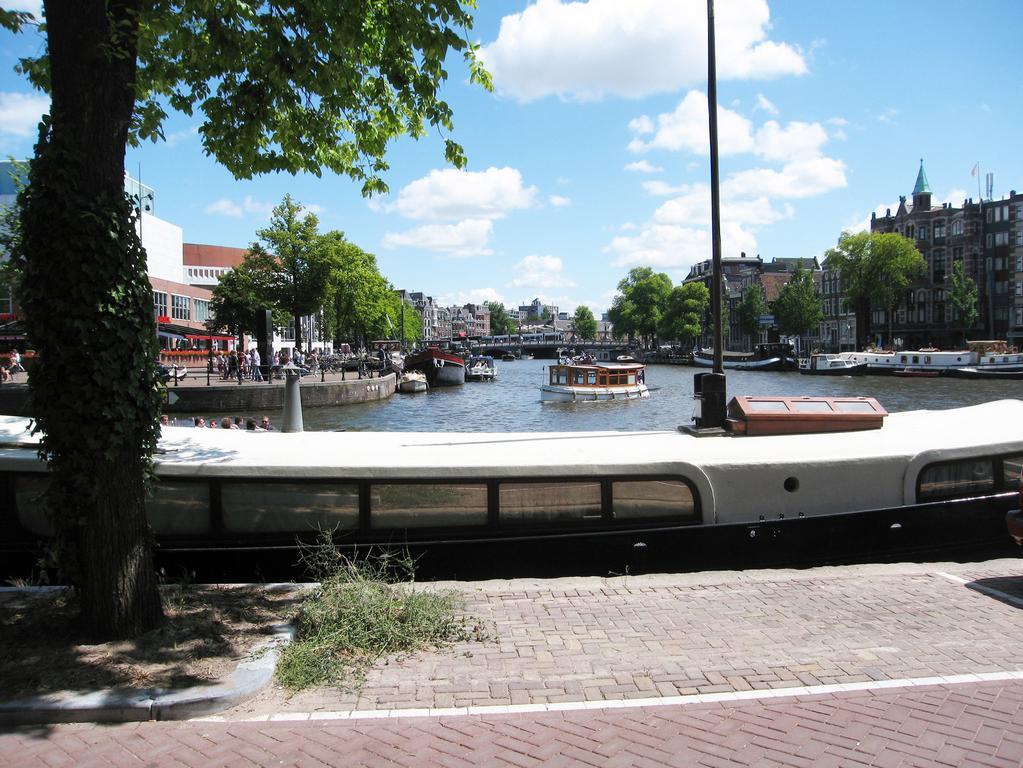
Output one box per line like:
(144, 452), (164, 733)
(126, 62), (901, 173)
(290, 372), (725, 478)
(294, 359), (1023, 433)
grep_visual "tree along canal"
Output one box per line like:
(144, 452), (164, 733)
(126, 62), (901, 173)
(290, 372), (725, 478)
(190, 358), (1023, 433)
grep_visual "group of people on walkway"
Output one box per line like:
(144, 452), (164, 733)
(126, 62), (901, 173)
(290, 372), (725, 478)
(160, 413), (274, 432)
(0, 350), (24, 383)
(210, 347), (317, 381)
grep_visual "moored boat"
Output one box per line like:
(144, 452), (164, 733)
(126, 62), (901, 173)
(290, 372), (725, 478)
(2, 400), (1021, 573)
(798, 354), (868, 376)
(693, 342), (796, 372)
(465, 355), (497, 382)
(402, 346), (465, 387)
(397, 370), (428, 393)
(839, 341), (1023, 376)
(540, 361), (649, 402)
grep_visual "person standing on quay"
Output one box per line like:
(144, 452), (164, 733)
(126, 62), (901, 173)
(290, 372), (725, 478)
(250, 347), (262, 381)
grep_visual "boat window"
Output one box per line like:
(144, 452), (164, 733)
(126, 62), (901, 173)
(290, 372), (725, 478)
(222, 483), (358, 532)
(627, 373), (636, 384)
(574, 370), (585, 385)
(1003, 456), (1023, 488)
(612, 480), (697, 520)
(148, 482), (211, 534)
(14, 475), (53, 536)
(370, 483), (487, 528)
(499, 481), (602, 523)
(918, 460), (995, 500)
(587, 371), (597, 385)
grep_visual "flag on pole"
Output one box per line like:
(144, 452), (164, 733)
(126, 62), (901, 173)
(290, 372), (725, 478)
(971, 162), (979, 177)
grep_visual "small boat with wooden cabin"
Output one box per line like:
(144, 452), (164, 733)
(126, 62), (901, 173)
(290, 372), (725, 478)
(541, 361), (649, 402)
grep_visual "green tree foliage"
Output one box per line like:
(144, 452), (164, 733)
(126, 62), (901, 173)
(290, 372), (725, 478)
(736, 283), (767, 340)
(824, 231), (925, 350)
(322, 234), (396, 349)
(949, 259), (979, 343)
(0, 161), (28, 290)
(658, 282), (709, 345)
(388, 293), (422, 345)
(243, 195), (333, 351)
(607, 267), (673, 347)
(773, 264), (824, 345)
(484, 301), (517, 336)
(6, 0), (486, 639)
(208, 264), (269, 344)
(572, 305), (598, 341)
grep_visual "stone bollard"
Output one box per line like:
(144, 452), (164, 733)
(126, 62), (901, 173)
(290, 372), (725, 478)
(281, 362), (304, 433)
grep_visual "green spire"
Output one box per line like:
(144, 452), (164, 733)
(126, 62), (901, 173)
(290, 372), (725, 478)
(913, 158), (930, 195)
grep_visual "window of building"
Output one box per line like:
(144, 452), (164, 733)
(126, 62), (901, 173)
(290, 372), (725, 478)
(933, 220), (946, 238)
(951, 220), (964, 236)
(995, 281), (1008, 294)
(171, 294), (191, 320)
(193, 299), (210, 323)
(152, 290), (168, 320)
(986, 234), (993, 248)
(1016, 307), (1023, 327)
(987, 208), (994, 223)
(995, 232), (1009, 247)
(916, 226), (928, 241)
(0, 282), (13, 315)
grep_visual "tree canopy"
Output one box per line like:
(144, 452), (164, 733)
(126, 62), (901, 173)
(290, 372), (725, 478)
(824, 231), (925, 349)
(4, 0), (487, 639)
(736, 283), (767, 340)
(484, 301), (517, 336)
(658, 282), (709, 345)
(572, 305), (598, 341)
(948, 259), (979, 343)
(608, 267), (673, 346)
(773, 264), (823, 344)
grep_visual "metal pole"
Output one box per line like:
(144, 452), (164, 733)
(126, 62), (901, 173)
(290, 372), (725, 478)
(707, 0), (723, 376)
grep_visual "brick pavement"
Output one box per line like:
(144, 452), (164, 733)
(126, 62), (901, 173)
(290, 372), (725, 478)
(2, 559), (1022, 766)
(4, 681), (1022, 767)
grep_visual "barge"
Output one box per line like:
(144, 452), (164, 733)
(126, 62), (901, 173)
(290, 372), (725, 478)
(2, 400), (1021, 575)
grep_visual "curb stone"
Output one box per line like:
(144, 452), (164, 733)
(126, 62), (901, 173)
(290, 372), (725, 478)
(0, 624), (294, 725)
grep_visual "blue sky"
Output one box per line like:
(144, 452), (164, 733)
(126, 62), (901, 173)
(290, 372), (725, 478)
(2, 0), (1021, 316)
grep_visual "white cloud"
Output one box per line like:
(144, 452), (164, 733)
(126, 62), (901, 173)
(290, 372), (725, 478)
(507, 254), (576, 289)
(624, 160), (663, 174)
(753, 120), (829, 162)
(204, 199), (243, 217)
(723, 156), (847, 199)
(628, 91), (755, 156)
(0, 92), (49, 138)
(755, 94), (779, 115)
(548, 194), (571, 207)
(652, 186), (793, 228)
(642, 180), (688, 197)
(876, 107), (898, 124)
(165, 125), (199, 148)
(382, 219), (494, 258)
(480, 0), (805, 103)
(605, 221), (757, 272)
(392, 167), (538, 221)
(203, 196), (277, 218)
(436, 288), (506, 307)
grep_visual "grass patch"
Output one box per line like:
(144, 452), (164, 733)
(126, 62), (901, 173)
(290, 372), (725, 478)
(276, 539), (487, 691)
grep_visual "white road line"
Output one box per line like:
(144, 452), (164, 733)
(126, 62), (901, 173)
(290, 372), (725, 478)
(194, 670), (1023, 723)
(934, 570), (1023, 609)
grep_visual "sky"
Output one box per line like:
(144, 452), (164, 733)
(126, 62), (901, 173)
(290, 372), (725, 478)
(1, 0), (1022, 317)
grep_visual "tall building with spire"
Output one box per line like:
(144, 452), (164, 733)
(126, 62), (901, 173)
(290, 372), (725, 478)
(865, 160), (1023, 348)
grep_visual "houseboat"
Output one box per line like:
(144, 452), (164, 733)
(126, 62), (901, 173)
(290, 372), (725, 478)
(2, 399), (1021, 576)
(540, 361), (649, 402)
(402, 346), (465, 387)
(693, 342), (797, 372)
(839, 341), (1023, 377)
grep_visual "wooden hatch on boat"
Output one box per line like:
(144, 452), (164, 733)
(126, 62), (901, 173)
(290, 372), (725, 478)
(726, 396), (887, 436)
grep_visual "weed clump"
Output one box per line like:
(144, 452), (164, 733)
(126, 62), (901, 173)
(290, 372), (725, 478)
(276, 537), (486, 691)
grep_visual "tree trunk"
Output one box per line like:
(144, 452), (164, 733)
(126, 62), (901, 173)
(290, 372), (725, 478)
(19, 0), (163, 639)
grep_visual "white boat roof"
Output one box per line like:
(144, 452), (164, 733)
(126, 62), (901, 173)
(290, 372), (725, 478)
(1, 400), (1021, 480)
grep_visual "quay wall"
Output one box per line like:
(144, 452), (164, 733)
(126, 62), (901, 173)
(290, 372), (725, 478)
(0, 373), (396, 417)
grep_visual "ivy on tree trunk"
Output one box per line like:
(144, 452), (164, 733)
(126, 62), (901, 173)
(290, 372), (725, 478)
(16, 0), (164, 639)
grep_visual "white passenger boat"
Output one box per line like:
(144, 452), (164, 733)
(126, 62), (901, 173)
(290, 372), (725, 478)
(1, 400), (1021, 574)
(540, 361), (649, 402)
(798, 354), (868, 376)
(839, 341), (1023, 376)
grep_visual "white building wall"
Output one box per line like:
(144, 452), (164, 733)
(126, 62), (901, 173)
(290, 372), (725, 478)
(137, 212), (183, 283)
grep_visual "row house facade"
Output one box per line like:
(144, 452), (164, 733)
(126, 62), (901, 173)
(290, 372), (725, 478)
(862, 161), (1023, 350)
